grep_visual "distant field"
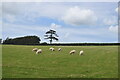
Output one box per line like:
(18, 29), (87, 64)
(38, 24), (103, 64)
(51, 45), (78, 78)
(2, 45), (118, 78)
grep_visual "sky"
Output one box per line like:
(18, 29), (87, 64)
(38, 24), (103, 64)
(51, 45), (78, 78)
(1, 2), (119, 43)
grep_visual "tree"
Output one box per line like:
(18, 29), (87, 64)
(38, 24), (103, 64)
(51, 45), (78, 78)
(44, 29), (59, 44)
(3, 37), (12, 44)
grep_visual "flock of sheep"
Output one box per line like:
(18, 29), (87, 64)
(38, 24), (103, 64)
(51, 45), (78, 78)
(32, 47), (84, 55)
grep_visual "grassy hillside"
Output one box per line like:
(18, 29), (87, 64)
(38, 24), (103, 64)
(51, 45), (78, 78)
(2, 45), (118, 78)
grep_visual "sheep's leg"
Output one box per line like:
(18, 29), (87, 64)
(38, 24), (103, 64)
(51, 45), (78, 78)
(36, 53), (38, 55)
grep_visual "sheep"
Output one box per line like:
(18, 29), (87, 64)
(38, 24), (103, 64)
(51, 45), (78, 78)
(49, 47), (55, 51)
(36, 49), (42, 54)
(32, 48), (38, 52)
(69, 50), (76, 55)
(58, 48), (61, 51)
(49, 47), (52, 50)
(51, 48), (55, 51)
(79, 50), (84, 55)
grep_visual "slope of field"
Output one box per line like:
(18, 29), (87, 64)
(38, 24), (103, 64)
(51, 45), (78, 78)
(2, 45), (118, 78)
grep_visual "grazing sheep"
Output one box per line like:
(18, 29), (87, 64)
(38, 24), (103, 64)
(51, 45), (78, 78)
(36, 49), (42, 54)
(79, 50), (84, 55)
(49, 47), (55, 51)
(58, 48), (61, 51)
(32, 48), (38, 52)
(69, 50), (76, 55)
(51, 48), (55, 51)
(49, 47), (53, 50)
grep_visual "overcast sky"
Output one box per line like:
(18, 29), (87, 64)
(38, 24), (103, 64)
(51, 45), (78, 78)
(1, 2), (119, 43)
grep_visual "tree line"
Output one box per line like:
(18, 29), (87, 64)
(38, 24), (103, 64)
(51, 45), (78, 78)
(2, 36), (41, 45)
(1, 29), (120, 45)
(42, 43), (119, 46)
(2, 36), (119, 46)
(0, 39), (2, 44)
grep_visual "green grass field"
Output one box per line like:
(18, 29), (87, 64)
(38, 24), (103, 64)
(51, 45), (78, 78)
(2, 45), (118, 78)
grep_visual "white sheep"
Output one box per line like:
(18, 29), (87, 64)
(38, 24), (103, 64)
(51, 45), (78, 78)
(49, 47), (53, 51)
(69, 50), (76, 55)
(49, 47), (55, 51)
(79, 50), (84, 55)
(58, 48), (61, 51)
(32, 48), (38, 52)
(36, 49), (42, 54)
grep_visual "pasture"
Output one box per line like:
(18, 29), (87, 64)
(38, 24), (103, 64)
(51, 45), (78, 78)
(2, 45), (118, 78)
